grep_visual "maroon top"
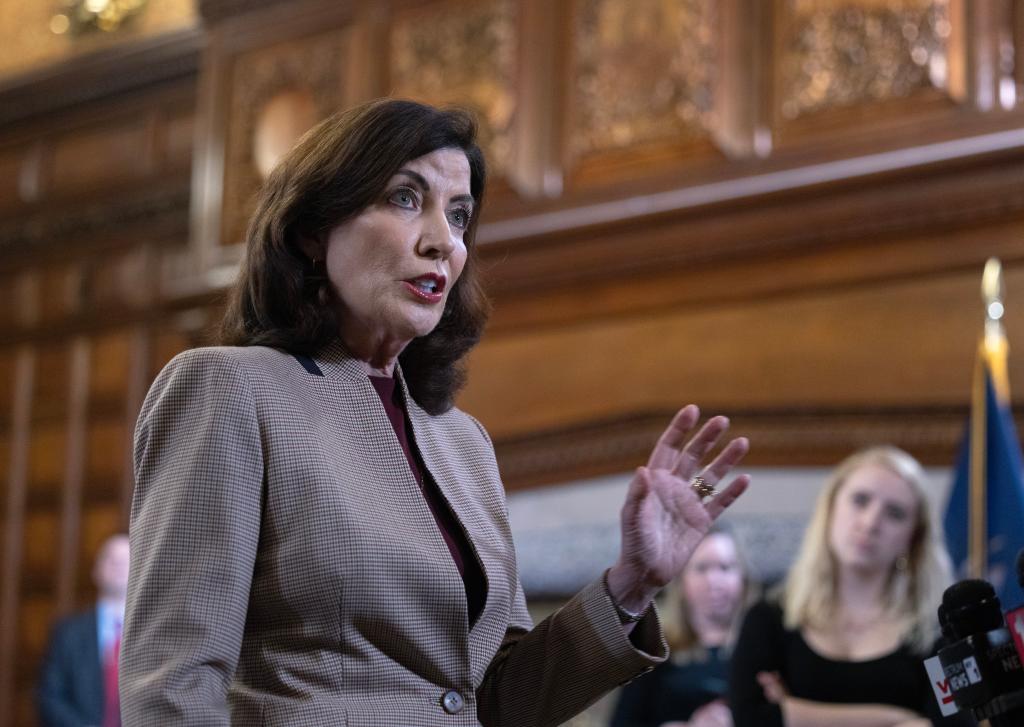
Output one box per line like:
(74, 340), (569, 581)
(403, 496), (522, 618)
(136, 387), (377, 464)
(369, 375), (487, 625)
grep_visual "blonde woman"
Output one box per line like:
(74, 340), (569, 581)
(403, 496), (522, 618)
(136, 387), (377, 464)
(611, 523), (751, 727)
(728, 447), (972, 727)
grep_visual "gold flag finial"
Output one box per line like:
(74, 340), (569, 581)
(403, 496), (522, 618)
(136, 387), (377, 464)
(981, 257), (1010, 403)
(982, 257), (1004, 323)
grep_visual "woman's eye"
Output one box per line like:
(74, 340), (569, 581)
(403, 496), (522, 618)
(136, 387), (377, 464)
(851, 492), (871, 508)
(885, 505), (909, 522)
(389, 188), (417, 208)
(447, 207), (471, 229)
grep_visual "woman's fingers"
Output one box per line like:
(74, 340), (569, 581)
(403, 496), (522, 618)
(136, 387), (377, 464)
(647, 405), (700, 469)
(690, 436), (749, 486)
(704, 474), (750, 520)
(668, 415), (730, 480)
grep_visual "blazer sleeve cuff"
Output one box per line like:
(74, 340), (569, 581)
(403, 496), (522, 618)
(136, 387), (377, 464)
(576, 576), (668, 683)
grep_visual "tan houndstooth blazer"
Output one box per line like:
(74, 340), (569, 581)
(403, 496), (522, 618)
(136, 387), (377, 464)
(120, 341), (666, 727)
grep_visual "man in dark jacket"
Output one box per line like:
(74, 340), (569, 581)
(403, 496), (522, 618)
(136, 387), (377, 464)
(37, 534), (129, 727)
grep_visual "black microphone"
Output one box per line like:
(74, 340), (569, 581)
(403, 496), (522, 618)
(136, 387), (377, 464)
(937, 578), (1024, 726)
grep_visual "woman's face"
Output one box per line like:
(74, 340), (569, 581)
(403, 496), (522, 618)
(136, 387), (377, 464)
(828, 463), (919, 576)
(322, 147), (473, 351)
(681, 533), (744, 625)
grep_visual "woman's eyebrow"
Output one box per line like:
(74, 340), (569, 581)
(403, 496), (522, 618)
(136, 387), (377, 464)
(395, 169), (430, 191)
(395, 169), (473, 205)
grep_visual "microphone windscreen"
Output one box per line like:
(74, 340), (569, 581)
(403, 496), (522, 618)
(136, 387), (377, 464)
(941, 579), (1003, 639)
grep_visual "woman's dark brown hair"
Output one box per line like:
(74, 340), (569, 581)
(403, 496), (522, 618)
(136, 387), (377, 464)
(220, 98), (490, 414)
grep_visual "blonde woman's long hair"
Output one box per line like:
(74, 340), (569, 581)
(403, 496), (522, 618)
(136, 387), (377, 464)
(661, 521), (754, 660)
(781, 446), (953, 654)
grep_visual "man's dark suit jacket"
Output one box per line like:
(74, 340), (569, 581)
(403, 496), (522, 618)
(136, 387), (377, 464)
(37, 608), (104, 727)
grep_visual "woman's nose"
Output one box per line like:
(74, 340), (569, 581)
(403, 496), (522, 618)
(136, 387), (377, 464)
(417, 209), (455, 259)
(860, 504), (884, 532)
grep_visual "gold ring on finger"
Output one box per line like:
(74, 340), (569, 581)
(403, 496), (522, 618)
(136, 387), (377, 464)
(690, 475), (716, 499)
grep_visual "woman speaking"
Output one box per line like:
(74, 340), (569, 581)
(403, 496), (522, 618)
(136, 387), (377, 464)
(120, 99), (750, 726)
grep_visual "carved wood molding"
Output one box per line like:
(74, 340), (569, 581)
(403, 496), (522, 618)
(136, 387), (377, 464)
(0, 28), (202, 129)
(493, 406), (987, 491)
(775, 0), (952, 123)
(477, 129), (1024, 295)
(0, 181), (190, 255)
(198, 0), (293, 23)
(220, 29), (349, 246)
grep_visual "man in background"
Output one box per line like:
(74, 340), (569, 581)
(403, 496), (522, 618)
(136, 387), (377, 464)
(37, 533), (129, 727)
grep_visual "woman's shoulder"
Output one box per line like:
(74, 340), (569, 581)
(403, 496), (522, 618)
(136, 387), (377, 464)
(163, 344), (291, 372)
(145, 346), (304, 408)
(156, 345), (307, 388)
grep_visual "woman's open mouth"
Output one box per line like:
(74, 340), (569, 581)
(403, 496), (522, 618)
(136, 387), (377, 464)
(403, 274), (447, 303)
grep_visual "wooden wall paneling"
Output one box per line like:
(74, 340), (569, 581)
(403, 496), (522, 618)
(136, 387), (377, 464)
(0, 147), (25, 215)
(20, 506), (59, 589)
(562, 0), (723, 190)
(461, 263), (1024, 450)
(1014, 0), (1024, 98)
(11, 268), (39, 341)
(31, 345), (70, 429)
(0, 138), (45, 217)
(190, 0), (361, 277)
(219, 30), (350, 246)
(121, 327), (152, 516)
(163, 106), (198, 174)
(994, 0), (1024, 108)
(387, 0), (520, 201)
(0, 279), (15, 357)
(947, 0), (972, 103)
(713, 0), (773, 159)
(508, 0), (568, 199)
(0, 351), (11, 442)
(484, 212), (1024, 336)
(0, 347), (34, 727)
(770, 0), (963, 148)
(82, 326), (150, 522)
(56, 338), (90, 617)
(37, 262), (80, 325)
(47, 115), (156, 199)
(86, 419), (127, 499)
(27, 424), (65, 506)
(90, 331), (132, 411)
(478, 138), (1024, 298)
(16, 593), (51, 727)
(489, 407), (985, 490)
(951, 0), (1009, 110)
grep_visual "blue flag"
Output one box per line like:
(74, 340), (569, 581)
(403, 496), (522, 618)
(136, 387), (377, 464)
(946, 370), (1024, 608)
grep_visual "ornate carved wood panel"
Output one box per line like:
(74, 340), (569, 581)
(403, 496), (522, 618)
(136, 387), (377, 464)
(570, 0), (718, 156)
(389, 0), (518, 176)
(772, 0), (961, 144)
(565, 0), (721, 185)
(778, 0), (952, 120)
(221, 29), (350, 246)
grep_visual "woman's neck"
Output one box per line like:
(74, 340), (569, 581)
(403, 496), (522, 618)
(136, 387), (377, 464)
(339, 324), (407, 377)
(690, 611), (733, 648)
(835, 564), (890, 615)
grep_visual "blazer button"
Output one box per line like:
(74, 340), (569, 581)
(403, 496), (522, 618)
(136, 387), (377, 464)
(441, 689), (465, 714)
